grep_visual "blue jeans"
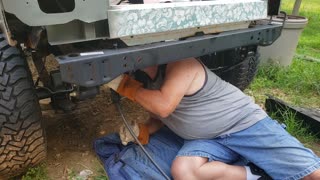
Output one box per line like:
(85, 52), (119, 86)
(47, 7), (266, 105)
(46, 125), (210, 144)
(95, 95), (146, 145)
(176, 117), (320, 180)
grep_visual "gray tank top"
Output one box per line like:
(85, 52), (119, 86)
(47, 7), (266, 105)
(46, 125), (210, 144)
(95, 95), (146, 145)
(148, 63), (267, 140)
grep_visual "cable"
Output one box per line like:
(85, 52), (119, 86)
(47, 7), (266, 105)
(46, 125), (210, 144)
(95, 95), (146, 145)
(36, 86), (74, 95)
(115, 102), (171, 180)
(279, 11), (287, 33)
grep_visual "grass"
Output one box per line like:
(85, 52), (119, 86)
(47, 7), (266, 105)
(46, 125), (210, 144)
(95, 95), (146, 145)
(21, 161), (108, 180)
(249, 59), (320, 108)
(66, 167), (108, 180)
(248, 0), (320, 145)
(249, 0), (320, 108)
(269, 110), (318, 145)
(21, 164), (48, 180)
(93, 168), (109, 180)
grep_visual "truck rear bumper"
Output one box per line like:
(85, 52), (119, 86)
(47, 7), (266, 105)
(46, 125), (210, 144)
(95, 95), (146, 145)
(57, 23), (282, 87)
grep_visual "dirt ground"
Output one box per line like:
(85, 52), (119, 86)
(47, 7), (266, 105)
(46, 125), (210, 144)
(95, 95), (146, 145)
(25, 55), (147, 179)
(42, 89), (149, 179)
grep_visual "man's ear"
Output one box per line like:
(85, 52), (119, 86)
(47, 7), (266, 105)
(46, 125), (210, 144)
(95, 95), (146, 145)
(133, 70), (152, 88)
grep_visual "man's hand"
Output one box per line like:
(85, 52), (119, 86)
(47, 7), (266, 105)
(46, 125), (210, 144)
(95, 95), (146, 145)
(119, 121), (149, 145)
(107, 74), (143, 101)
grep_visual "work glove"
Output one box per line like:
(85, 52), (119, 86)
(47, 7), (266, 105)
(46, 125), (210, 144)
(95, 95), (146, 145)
(119, 121), (150, 145)
(107, 74), (143, 101)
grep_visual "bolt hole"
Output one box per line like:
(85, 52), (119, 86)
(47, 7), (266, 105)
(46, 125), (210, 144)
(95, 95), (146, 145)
(123, 56), (127, 60)
(123, 64), (127, 67)
(88, 63), (92, 66)
(90, 78), (93, 81)
(257, 38), (260, 41)
(250, 36), (254, 40)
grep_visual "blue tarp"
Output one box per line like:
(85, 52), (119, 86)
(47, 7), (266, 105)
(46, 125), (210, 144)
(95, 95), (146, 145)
(94, 127), (184, 180)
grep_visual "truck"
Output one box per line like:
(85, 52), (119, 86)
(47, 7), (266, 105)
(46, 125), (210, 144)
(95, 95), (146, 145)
(0, 0), (282, 178)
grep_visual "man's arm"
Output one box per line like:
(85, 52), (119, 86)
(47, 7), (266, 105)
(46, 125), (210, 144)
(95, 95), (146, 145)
(135, 58), (204, 118)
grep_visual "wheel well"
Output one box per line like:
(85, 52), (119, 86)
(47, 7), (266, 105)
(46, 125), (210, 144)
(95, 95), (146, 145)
(38, 0), (75, 14)
(200, 45), (260, 90)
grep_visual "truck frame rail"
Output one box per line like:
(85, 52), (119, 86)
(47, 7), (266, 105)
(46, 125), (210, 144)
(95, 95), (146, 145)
(57, 23), (282, 87)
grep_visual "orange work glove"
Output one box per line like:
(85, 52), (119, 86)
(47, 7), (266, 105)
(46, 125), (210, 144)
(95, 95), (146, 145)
(137, 123), (150, 145)
(115, 74), (143, 101)
(119, 122), (150, 145)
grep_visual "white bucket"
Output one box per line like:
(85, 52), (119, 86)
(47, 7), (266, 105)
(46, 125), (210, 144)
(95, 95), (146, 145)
(259, 15), (308, 66)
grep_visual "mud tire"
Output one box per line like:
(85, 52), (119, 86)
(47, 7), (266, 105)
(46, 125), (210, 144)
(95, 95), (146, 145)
(201, 46), (260, 90)
(0, 35), (46, 179)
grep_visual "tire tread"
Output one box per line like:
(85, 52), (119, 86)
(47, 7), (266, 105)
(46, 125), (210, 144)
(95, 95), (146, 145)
(0, 36), (46, 179)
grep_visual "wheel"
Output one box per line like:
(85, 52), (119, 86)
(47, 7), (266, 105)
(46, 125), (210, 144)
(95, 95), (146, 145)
(200, 46), (260, 90)
(0, 34), (46, 179)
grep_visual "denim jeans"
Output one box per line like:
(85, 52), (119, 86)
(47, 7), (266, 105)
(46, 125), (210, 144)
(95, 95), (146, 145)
(177, 117), (320, 180)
